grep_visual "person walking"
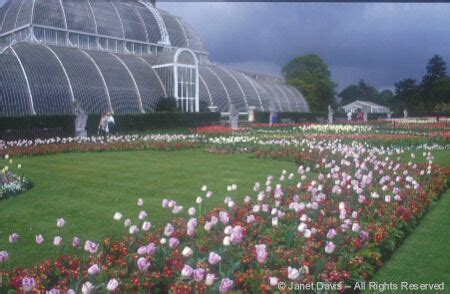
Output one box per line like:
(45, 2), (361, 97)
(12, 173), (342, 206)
(107, 112), (116, 135)
(98, 113), (109, 137)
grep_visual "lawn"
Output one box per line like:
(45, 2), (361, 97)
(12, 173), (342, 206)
(0, 149), (297, 267)
(1, 146), (449, 288)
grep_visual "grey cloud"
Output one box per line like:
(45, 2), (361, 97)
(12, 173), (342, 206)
(159, 2), (450, 91)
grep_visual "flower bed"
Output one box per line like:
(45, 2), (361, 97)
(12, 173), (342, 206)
(1, 136), (201, 157)
(1, 155), (30, 200)
(0, 140), (448, 293)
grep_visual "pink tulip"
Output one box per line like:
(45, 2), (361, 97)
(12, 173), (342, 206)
(87, 264), (101, 275)
(8, 233), (19, 243)
(255, 244), (268, 263)
(230, 225), (244, 244)
(72, 237), (80, 248)
(0, 250), (8, 262)
(22, 277), (36, 291)
(84, 240), (99, 254)
(219, 278), (234, 293)
(169, 237), (180, 249)
(56, 218), (66, 228)
(137, 246), (147, 255)
(181, 264), (193, 277)
(219, 211), (229, 224)
(327, 229), (337, 239)
(325, 241), (336, 254)
(164, 223), (174, 236)
(138, 210), (148, 220)
(35, 234), (44, 244)
(193, 268), (205, 282)
(146, 243), (156, 255)
(137, 257), (150, 272)
(287, 266), (300, 280)
(53, 236), (63, 246)
(106, 279), (119, 291)
(142, 221), (152, 231)
(208, 252), (221, 265)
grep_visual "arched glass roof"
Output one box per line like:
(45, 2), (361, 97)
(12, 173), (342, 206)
(198, 65), (310, 113)
(0, 0), (205, 53)
(0, 1), (309, 116)
(0, 43), (166, 116)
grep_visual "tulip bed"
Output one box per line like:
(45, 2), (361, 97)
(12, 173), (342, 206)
(0, 122), (449, 293)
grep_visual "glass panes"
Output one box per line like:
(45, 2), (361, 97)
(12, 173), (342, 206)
(45, 29), (57, 45)
(34, 27), (45, 42)
(49, 45), (110, 113)
(89, 36), (97, 50)
(13, 43), (73, 115)
(99, 37), (107, 50)
(79, 35), (89, 49)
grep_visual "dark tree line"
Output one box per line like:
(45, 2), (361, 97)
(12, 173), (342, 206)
(337, 55), (450, 113)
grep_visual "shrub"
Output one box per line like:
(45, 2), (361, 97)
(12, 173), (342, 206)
(0, 113), (221, 140)
(155, 97), (178, 112)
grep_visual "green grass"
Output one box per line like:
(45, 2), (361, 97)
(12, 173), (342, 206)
(370, 189), (450, 290)
(370, 150), (450, 290)
(0, 149), (297, 268)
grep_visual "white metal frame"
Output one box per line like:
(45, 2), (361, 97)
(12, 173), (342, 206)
(205, 66), (231, 104)
(79, 49), (113, 112)
(172, 48), (199, 112)
(41, 44), (75, 103)
(111, 53), (145, 113)
(222, 67), (248, 108)
(140, 1), (170, 46)
(199, 75), (213, 105)
(9, 45), (36, 114)
(241, 73), (264, 110)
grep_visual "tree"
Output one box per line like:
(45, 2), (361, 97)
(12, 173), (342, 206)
(338, 80), (380, 106)
(429, 77), (450, 111)
(282, 54), (336, 112)
(421, 55), (447, 110)
(338, 85), (363, 106)
(377, 89), (394, 106)
(393, 79), (422, 112)
(358, 80), (379, 103)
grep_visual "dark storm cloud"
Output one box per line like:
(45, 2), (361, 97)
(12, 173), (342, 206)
(158, 2), (450, 91)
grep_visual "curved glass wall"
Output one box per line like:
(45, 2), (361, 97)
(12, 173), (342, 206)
(115, 54), (166, 112)
(84, 50), (142, 114)
(49, 45), (110, 114)
(0, 47), (33, 116)
(13, 43), (73, 115)
(33, 0), (66, 29)
(0, 1), (309, 116)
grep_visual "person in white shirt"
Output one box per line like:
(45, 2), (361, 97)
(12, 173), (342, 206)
(107, 112), (116, 134)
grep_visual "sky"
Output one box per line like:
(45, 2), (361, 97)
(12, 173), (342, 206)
(1, 1), (449, 92)
(157, 2), (450, 91)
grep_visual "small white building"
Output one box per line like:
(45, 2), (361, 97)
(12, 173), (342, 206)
(342, 100), (390, 114)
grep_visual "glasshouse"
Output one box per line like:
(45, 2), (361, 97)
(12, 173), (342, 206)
(0, 0), (310, 116)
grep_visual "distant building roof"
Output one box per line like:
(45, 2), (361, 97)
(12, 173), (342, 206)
(342, 100), (390, 113)
(343, 100), (389, 109)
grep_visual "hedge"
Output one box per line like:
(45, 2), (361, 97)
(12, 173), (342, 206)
(0, 112), (220, 140)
